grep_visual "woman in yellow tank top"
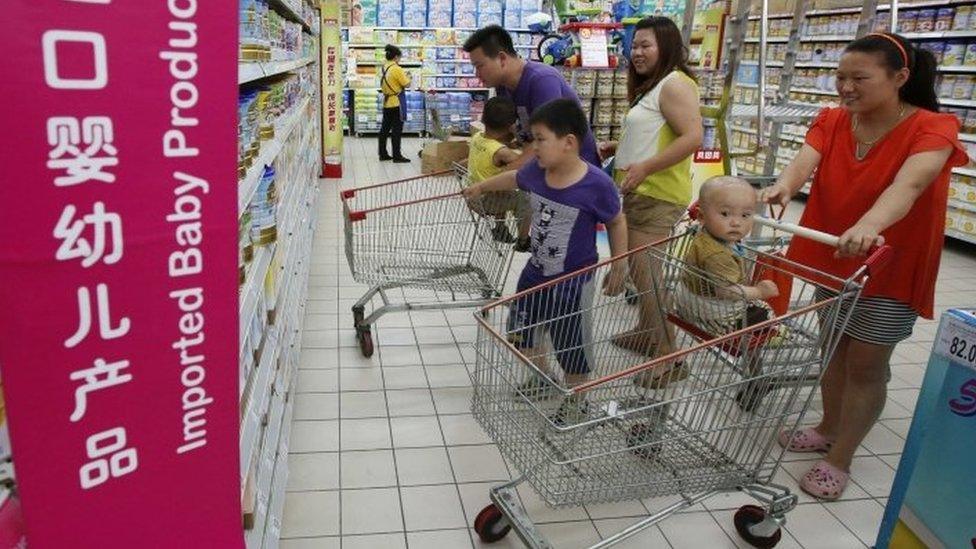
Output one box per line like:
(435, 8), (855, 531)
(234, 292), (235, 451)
(598, 17), (703, 384)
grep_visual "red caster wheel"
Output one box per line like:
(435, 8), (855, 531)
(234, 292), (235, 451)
(356, 326), (374, 358)
(734, 505), (782, 548)
(474, 504), (511, 543)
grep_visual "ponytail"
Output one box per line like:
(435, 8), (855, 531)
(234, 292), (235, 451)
(845, 33), (940, 112)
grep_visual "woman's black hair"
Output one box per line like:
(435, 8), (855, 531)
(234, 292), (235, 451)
(385, 44), (402, 61)
(845, 33), (939, 112)
(627, 16), (697, 104)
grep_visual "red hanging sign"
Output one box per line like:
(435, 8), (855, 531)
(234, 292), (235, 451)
(0, 1), (243, 546)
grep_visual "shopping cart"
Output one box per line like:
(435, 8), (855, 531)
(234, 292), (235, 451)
(341, 164), (518, 356)
(469, 221), (891, 548)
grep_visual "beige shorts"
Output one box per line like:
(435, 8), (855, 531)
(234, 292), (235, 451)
(623, 193), (686, 235)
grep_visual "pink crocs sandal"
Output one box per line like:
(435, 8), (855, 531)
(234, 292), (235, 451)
(778, 427), (833, 453)
(799, 460), (850, 501)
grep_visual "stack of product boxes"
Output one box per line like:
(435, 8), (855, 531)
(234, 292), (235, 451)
(403, 91), (427, 133)
(428, 0), (453, 26)
(377, 0), (402, 26)
(427, 92), (474, 134)
(503, 0), (541, 29)
(355, 89), (382, 133)
(477, 0), (504, 27)
(453, 0), (477, 27)
(947, 171), (976, 236)
(402, 0), (427, 27)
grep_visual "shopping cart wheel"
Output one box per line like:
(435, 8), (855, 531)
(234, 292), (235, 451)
(356, 326), (374, 357)
(474, 504), (511, 543)
(733, 505), (782, 548)
(352, 305), (365, 328)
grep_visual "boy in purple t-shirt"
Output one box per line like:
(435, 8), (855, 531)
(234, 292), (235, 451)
(463, 99), (627, 423)
(464, 25), (601, 252)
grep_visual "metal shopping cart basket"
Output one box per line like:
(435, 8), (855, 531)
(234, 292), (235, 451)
(469, 221), (891, 548)
(341, 164), (518, 357)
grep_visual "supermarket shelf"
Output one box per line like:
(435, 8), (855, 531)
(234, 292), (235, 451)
(730, 103), (821, 121)
(800, 35), (855, 42)
(239, 95), (312, 216)
(939, 65), (976, 73)
(946, 227), (976, 244)
(954, 166), (976, 177)
(744, 37), (790, 43)
(903, 30), (976, 40)
(805, 6), (863, 15)
(269, 0), (313, 31)
(879, 0), (976, 8)
(950, 198), (976, 214)
(239, 244), (276, 352)
(344, 25), (534, 31)
(238, 56), (315, 85)
(791, 87), (837, 96)
(740, 60), (786, 67)
(794, 61), (839, 69)
(356, 61), (423, 66)
(347, 43), (424, 48)
(941, 98), (976, 108)
(730, 125), (758, 135)
(745, 13), (794, 20)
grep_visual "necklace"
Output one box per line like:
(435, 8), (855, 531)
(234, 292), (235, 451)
(852, 103), (907, 160)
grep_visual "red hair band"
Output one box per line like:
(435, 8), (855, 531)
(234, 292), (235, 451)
(866, 32), (910, 68)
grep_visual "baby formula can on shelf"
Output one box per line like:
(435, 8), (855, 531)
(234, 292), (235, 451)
(953, 5), (973, 30)
(936, 8), (955, 31)
(916, 9), (937, 33)
(944, 41), (967, 67)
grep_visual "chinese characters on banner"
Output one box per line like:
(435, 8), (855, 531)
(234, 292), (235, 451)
(0, 2), (243, 547)
(321, 0), (344, 177)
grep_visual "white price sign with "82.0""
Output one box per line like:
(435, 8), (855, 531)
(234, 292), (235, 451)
(935, 310), (976, 371)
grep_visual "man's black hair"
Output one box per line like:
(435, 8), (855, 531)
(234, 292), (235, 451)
(385, 44), (402, 61)
(528, 99), (589, 144)
(481, 97), (517, 131)
(462, 25), (518, 57)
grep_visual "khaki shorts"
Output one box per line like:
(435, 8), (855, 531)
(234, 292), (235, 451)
(623, 193), (686, 235)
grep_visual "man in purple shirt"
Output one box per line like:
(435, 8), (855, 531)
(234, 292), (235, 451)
(463, 25), (601, 168)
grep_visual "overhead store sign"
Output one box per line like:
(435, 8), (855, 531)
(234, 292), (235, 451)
(0, 1), (243, 547)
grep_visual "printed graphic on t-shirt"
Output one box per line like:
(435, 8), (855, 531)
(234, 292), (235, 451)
(528, 193), (580, 277)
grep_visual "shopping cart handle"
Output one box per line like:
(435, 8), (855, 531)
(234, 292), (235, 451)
(751, 216), (839, 247)
(863, 244), (894, 276)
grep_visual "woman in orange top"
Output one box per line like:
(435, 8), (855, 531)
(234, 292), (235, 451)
(763, 32), (968, 500)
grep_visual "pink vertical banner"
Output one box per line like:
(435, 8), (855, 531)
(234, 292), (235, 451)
(0, 1), (243, 547)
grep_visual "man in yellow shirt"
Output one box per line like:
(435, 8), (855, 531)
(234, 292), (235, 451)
(379, 45), (411, 163)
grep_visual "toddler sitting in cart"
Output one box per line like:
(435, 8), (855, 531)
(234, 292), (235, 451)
(464, 97), (525, 243)
(675, 176), (779, 336)
(462, 99), (628, 424)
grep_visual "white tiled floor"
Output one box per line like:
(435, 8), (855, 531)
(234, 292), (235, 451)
(281, 136), (976, 548)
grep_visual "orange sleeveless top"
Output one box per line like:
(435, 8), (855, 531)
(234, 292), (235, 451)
(788, 107), (968, 319)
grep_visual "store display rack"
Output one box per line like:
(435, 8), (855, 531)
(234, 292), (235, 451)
(728, 0), (976, 245)
(237, 0), (321, 547)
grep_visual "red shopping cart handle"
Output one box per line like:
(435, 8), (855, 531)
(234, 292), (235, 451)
(346, 190), (465, 222)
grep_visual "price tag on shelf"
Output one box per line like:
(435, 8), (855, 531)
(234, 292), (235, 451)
(934, 309), (976, 372)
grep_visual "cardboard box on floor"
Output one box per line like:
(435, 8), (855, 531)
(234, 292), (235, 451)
(421, 138), (470, 173)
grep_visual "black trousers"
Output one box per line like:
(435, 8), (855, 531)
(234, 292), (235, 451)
(378, 106), (403, 158)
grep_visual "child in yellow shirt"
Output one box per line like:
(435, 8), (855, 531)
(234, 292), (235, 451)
(466, 97), (522, 242)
